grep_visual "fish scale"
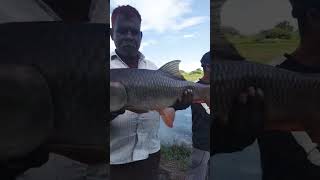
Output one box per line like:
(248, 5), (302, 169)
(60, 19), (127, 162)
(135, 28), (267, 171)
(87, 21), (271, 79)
(212, 60), (320, 126)
(110, 60), (210, 128)
(110, 68), (200, 111)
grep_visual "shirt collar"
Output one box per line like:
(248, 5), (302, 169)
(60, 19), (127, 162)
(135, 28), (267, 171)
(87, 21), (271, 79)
(111, 51), (146, 63)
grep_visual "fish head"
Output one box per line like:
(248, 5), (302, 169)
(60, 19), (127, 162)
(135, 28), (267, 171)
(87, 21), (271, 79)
(110, 82), (127, 112)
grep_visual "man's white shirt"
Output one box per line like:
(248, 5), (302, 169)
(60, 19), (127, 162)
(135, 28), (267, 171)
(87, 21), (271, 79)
(110, 51), (161, 165)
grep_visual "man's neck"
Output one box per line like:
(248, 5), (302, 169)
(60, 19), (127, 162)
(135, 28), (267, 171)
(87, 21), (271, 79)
(291, 37), (320, 67)
(116, 50), (139, 68)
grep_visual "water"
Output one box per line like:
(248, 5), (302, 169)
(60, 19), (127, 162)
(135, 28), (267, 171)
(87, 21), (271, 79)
(159, 108), (263, 179)
(159, 107), (192, 148)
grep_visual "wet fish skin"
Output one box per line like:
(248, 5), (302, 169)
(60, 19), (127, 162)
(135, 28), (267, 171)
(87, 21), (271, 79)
(110, 60), (210, 113)
(212, 60), (320, 143)
(110, 69), (209, 112)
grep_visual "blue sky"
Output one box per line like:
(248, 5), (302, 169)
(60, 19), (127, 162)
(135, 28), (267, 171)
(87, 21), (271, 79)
(110, 0), (210, 72)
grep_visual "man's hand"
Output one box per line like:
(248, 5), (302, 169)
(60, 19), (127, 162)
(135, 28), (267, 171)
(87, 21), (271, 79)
(171, 89), (193, 111)
(211, 86), (265, 155)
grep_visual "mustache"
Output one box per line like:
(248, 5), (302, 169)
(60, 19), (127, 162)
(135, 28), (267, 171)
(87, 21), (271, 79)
(121, 40), (137, 46)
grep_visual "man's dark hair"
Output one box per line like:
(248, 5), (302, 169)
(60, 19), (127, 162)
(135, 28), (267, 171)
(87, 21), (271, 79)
(201, 51), (211, 66)
(289, 0), (320, 38)
(290, 0), (320, 18)
(111, 5), (142, 27)
(201, 51), (211, 72)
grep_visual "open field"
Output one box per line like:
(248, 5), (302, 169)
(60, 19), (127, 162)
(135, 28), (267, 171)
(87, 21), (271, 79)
(227, 36), (299, 64)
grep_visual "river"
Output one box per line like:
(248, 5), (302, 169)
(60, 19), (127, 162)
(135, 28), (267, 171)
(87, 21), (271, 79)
(159, 107), (192, 148)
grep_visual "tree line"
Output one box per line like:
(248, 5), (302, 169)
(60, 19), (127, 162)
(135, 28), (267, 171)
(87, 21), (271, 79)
(222, 20), (299, 41)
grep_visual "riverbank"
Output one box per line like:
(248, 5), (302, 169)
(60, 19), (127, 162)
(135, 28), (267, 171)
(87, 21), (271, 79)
(159, 144), (191, 180)
(159, 107), (193, 179)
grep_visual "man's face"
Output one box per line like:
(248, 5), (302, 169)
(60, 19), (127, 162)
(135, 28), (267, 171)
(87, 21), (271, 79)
(111, 14), (142, 57)
(205, 64), (211, 76)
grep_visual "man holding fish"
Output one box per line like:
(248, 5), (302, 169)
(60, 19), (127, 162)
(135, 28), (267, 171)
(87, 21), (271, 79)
(256, 0), (320, 179)
(109, 5), (195, 180)
(185, 51), (211, 180)
(109, 6), (266, 180)
(211, 0), (320, 179)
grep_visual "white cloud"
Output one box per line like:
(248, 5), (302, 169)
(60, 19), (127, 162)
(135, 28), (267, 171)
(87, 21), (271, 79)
(110, 0), (207, 33)
(173, 16), (208, 31)
(183, 34), (195, 38)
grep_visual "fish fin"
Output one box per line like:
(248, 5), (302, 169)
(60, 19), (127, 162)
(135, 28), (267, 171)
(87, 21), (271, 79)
(158, 60), (185, 80)
(158, 108), (176, 128)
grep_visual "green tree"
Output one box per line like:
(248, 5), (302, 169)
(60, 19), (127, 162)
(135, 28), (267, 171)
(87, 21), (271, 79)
(275, 20), (294, 32)
(190, 68), (203, 75)
(256, 21), (294, 40)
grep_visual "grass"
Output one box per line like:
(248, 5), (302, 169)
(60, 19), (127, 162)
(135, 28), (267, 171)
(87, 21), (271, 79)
(181, 72), (203, 82)
(226, 36), (299, 64)
(182, 73), (203, 82)
(161, 144), (191, 171)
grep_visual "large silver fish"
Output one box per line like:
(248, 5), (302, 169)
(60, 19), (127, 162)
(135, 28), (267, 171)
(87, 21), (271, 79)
(110, 60), (210, 127)
(212, 60), (320, 143)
